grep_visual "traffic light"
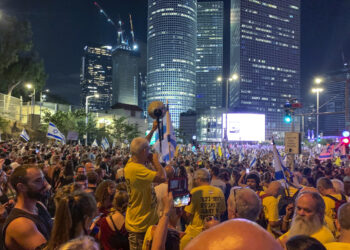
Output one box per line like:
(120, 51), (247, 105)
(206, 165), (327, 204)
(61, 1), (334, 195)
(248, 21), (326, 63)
(284, 110), (292, 123)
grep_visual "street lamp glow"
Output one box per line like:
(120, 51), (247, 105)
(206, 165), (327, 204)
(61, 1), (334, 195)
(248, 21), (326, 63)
(217, 76), (222, 82)
(94, 93), (100, 98)
(314, 77), (323, 84)
(26, 83), (33, 89)
(311, 88), (324, 93)
(231, 73), (239, 81)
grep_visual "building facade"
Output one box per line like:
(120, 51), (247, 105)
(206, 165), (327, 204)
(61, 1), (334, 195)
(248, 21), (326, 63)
(147, 0), (197, 128)
(111, 45), (139, 107)
(229, 0), (301, 139)
(80, 45), (112, 111)
(319, 68), (350, 136)
(196, 1), (224, 110)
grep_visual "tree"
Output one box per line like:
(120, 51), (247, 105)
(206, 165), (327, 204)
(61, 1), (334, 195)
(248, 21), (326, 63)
(111, 116), (140, 144)
(0, 14), (47, 100)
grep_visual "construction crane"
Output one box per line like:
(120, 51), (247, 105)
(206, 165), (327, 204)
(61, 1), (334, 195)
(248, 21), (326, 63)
(93, 1), (126, 45)
(129, 14), (137, 50)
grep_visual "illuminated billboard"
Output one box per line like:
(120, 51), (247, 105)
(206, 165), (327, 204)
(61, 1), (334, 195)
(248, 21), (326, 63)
(222, 113), (265, 141)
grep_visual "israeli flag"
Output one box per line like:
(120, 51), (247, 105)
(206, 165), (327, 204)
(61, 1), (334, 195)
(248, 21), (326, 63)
(47, 122), (64, 141)
(249, 157), (256, 168)
(20, 128), (30, 142)
(92, 139), (98, 147)
(112, 140), (116, 148)
(273, 144), (285, 180)
(153, 103), (177, 163)
(209, 149), (217, 162)
(101, 137), (110, 150)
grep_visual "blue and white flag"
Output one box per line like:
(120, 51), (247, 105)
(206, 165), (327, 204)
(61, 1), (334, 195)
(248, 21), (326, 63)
(92, 139), (98, 147)
(112, 140), (116, 148)
(209, 149), (216, 162)
(239, 150), (245, 163)
(273, 144), (293, 181)
(249, 157), (256, 168)
(153, 103), (177, 163)
(20, 128), (30, 142)
(47, 122), (64, 141)
(101, 137), (110, 150)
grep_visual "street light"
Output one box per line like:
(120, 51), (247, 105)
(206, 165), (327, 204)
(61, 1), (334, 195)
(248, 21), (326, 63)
(312, 87), (324, 143)
(85, 93), (99, 145)
(25, 83), (35, 115)
(40, 89), (49, 117)
(217, 73), (239, 145)
(314, 77), (324, 85)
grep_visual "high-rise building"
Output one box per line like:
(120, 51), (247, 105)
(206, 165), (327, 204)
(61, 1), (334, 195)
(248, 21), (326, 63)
(196, 1), (224, 110)
(147, 0), (197, 128)
(111, 45), (139, 107)
(80, 44), (112, 111)
(229, 0), (300, 139)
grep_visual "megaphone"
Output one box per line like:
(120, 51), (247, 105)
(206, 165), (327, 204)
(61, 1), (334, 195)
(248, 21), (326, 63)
(148, 101), (166, 119)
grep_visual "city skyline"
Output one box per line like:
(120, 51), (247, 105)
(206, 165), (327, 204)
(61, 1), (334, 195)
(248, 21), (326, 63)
(2, 0), (350, 109)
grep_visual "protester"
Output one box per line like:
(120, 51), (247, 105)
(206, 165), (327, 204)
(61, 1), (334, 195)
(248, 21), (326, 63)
(210, 166), (226, 193)
(155, 165), (174, 217)
(3, 165), (52, 250)
(279, 191), (335, 246)
(98, 190), (129, 250)
(95, 180), (116, 217)
(180, 168), (226, 250)
(324, 202), (350, 249)
(47, 191), (97, 250)
(124, 137), (166, 250)
(185, 219), (283, 250)
(58, 236), (99, 250)
(286, 235), (326, 250)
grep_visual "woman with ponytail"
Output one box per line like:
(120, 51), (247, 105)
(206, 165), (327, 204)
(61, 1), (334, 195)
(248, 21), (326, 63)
(98, 190), (129, 250)
(46, 191), (97, 250)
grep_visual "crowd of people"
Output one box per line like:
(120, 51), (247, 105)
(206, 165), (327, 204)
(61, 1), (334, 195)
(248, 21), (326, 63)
(0, 125), (350, 249)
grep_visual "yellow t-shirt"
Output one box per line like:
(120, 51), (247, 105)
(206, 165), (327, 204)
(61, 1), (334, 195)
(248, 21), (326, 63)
(323, 194), (346, 220)
(124, 161), (158, 233)
(279, 225), (335, 245)
(180, 185), (225, 249)
(142, 225), (155, 250)
(262, 195), (279, 234)
(325, 242), (350, 250)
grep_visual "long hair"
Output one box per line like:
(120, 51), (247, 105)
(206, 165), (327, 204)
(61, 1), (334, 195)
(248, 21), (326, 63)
(95, 180), (116, 207)
(112, 190), (128, 214)
(47, 191), (97, 250)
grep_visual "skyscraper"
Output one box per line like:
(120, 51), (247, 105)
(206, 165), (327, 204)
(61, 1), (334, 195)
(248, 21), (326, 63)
(80, 44), (112, 111)
(230, 0), (300, 139)
(196, 1), (224, 110)
(111, 45), (139, 107)
(147, 0), (197, 128)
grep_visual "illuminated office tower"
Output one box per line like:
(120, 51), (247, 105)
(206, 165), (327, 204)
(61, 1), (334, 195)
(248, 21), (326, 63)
(230, 0), (300, 139)
(196, 1), (224, 110)
(147, 0), (197, 128)
(80, 44), (112, 111)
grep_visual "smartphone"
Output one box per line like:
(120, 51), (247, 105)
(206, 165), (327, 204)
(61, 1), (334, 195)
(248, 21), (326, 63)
(173, 194), (191, 207)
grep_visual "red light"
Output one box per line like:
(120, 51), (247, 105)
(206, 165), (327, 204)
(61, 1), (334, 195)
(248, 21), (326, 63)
(342, 138), (350, 144)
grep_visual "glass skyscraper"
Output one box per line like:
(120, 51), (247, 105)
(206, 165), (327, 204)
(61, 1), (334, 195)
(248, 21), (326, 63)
(230, 0), (300, 139)
(80, 44), (112, 111)
(147, 0), (197, 128)
(196, 1), (224, 110)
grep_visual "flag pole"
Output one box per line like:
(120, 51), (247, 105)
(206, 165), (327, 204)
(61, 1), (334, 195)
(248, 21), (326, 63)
(166, 100), (172, 162)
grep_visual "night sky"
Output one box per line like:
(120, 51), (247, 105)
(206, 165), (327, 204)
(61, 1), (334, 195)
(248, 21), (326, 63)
(2, 0), (350, 106)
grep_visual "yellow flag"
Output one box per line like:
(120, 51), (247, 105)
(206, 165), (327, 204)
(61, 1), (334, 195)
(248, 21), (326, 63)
(218, 146), (222, 157)
(335, 157), (342, 167)
(175, 145), (179, 157)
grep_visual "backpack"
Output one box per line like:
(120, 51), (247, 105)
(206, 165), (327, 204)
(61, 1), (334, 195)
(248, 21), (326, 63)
(325, 194), (347, 219)
(257, 193), (271, 229)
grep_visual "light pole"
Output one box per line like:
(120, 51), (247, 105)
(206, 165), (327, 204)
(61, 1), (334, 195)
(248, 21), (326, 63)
(40, 89), (49, 117)
(312, 86), (324, 144)
(85, 93), (99, 145)
(217, 73), (239, 146)
(26, 83), (35, 115)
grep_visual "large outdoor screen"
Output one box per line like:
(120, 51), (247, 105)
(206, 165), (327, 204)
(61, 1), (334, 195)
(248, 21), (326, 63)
(222, 113), (265, 141)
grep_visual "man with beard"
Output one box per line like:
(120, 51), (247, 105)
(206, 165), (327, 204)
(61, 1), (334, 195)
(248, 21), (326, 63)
(279, 191), (334, 247)
(3, 165), (52, 250)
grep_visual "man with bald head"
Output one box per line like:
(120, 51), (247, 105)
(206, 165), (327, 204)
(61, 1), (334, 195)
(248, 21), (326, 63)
(124, 137), (166, 250)
(260, 181), (281, 235)
(155, 165), (175, 217)
(279, 191), (334, 247)
(180, 168), (226, 250)
(227, 187), (261, 221)
(185, 219), (283, 250)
